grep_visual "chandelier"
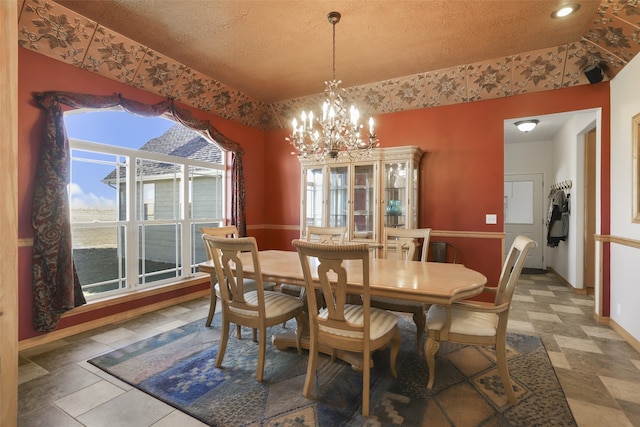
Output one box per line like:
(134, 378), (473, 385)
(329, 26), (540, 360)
(286, 11), (378, 160)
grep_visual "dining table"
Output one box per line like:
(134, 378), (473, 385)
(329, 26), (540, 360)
(198, 249), (487, 369)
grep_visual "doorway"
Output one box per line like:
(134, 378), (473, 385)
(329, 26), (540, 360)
(583, 129), (596, 294)
(504, 173), (544, 269)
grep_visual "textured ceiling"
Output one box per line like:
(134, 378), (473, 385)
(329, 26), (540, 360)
(54, 0), (602, 103)
(19, 0), (640, 130)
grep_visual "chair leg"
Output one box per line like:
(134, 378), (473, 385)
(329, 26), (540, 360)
(412, 307), (426, 355)
(389, 328), (401, 378)
(424, 336), (439, 389)
(295, 313), (304, 354)
(303, 331), (318, 398)
(362, 350), (370, 417)
(215, 319), (230, 368)
(496, 340), (518, 405)
(256, 327), (267, 382)
(205, 291), (217, 327)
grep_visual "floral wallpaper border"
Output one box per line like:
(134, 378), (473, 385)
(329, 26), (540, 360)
(17, 0), (640, 131)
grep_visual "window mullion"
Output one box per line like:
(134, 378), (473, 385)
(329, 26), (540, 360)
(128, 155), (140, 289)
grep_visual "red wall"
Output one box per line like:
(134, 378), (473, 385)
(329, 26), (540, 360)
(17, 48), (268, 340)
(264, 85), (611, 300)
(18, 46), (612, 340)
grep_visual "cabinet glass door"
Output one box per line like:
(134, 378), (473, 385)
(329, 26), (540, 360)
(328, 166), (349, 228)
(383, 162), (408, 229)
(304, 167), (324, 228)
(352, 164), (375, 240)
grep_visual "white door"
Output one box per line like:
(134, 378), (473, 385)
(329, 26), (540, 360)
(504, 173), (544, 269)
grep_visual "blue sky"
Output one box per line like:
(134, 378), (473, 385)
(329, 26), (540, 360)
(65, 111), (175, 208)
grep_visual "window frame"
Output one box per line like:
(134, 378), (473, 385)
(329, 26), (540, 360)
(69, 132), (226, 300)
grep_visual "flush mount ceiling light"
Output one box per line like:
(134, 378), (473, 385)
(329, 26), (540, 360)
(514, 119), (540, 133)
(551, 3), (580, 18)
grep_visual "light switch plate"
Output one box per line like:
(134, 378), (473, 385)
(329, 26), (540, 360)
(486, 214), (497, 224)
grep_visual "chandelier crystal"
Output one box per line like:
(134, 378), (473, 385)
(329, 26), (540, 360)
(286, 11), (378, 160)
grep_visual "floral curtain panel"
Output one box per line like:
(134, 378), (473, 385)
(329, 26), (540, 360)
(32, 91), (247, 332)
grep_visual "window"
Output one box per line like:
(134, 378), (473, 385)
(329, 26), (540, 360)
(66, 110), (226, 299)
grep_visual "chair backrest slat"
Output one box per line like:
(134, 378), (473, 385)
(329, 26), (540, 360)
(382, 227), (432, 262)
(305, 226), (347, 244)
(494, 235), (537, 306)
(200, 226), (239, 260)
(202, 235), (264, 315)
(293, 240), (370, 337)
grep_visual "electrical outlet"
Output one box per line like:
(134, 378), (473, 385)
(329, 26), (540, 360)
(486, 214), (497, 224)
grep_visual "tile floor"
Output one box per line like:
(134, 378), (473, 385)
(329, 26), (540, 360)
(17, 272), (640, 426)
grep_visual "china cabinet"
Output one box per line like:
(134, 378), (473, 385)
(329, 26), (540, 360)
(299, 146), (423, 248)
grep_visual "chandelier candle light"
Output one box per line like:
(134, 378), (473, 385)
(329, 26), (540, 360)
(287, 11), (379, 160)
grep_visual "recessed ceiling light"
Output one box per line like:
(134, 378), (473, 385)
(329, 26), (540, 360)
(514, 119), (540, 133)
(552, 4), (580, 18)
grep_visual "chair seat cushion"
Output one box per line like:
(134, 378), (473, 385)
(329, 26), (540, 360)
(426, 304), (498, 337)
(230, 290), (303, 318)
(318, 304), (398, 340)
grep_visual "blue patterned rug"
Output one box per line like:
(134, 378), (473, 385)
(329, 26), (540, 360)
(88, 315), (576, 426)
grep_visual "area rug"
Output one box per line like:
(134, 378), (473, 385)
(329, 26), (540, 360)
(88, 316), (576, 426)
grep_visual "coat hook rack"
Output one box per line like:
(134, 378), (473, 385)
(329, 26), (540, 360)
(551, 180), (572, 191)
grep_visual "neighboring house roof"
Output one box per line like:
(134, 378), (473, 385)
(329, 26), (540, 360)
(103, 124), (223, 182)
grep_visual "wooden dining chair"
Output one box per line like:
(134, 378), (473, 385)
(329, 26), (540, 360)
(292, 239), (401, 417)
(424, 235), (537, 405)
(282, 225), (347, 301)
(429, 241), (460, 264)
(370, 227), (432, 354)
(305, 226), (347, 244)
(200, 226), (276, 341)
(203, 235), (305, 382)
(200, 226), (240, 327)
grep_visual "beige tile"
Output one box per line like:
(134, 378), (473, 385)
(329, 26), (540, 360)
(548, 351), (571, 369)
(93, 369), (133, 391)
(91, 327), (136, 345)
(527, 311), (563, 323)
(76, 360), (101, 374)
(18, 0), (96, 67)
(82, 25), (145, 84)
(157, 305), (191, 317)
(529, 289), (556, 297)
(507, 319), (535, 333)
(600, 376), (640, 405)
(465, 57), (512, 102)
(581, 326), (625, 341)
(567, 398), (634, 427)
(632, 360), (640, 371)
(76, 388), (173, 427)
(55, 380), (125, 417)
(424, 65), (468, 107)
(510, 46), (565, 95)
(20, 339), (70, 358)
(583, 14), (639, 63)
(154, 319), (188, 332)
(550, 304), (584, 314)
(151, 410), (209, 427)
(512, 294), (535, 303)
(554, 335), (603, 354)
(18, 362), (49, 384)
(572, 298), (595, 307)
